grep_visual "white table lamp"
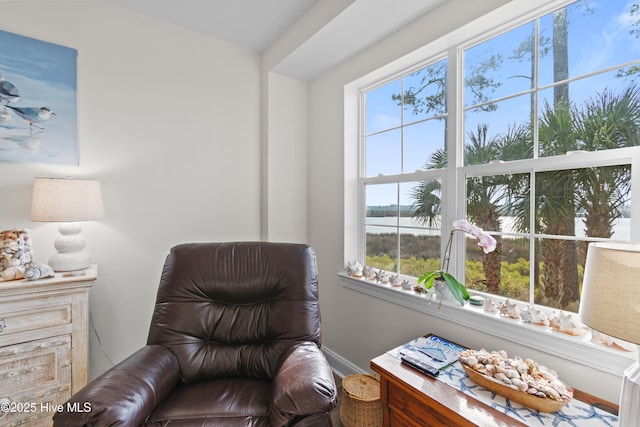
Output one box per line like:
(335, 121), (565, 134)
(31, 177), (105, 271)
(579, 242), (640, 427)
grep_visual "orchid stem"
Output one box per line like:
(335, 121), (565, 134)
(442, 230), (455, 273)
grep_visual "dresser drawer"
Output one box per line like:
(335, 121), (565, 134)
(387, 380), (466, 426)
(0, 304), (71, 338)
(0, 335), (72, 426)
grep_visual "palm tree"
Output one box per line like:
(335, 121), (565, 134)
(574, 84), (640, 254)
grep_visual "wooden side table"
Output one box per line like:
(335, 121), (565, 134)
(0, 265), (97, 426)
(371, 339), (618, 427)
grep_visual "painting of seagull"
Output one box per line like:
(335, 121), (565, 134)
(0, 77), (20, 104)
(0, 29), (77, 164)
(5, 105), (55, 130)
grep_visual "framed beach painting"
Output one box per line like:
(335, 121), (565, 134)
(0, 29), (78, 165)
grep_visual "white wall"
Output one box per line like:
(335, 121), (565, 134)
(306, 0), (623, 404)
(0, 1), (261, 375)
(265, 72), (308, 243)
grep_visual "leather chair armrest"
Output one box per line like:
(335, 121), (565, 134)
(53, 345), (179, 427)
(270, 342), (337, 426)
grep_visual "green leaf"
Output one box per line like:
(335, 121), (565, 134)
(441, 272), (469, 306)
(417, 271), (439, 288)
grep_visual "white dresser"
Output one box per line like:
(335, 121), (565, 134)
(0, 265), (96, 426)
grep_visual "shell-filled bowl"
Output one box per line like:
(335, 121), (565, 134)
(459, 349), (573, 413)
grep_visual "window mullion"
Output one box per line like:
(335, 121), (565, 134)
(448, 46), (464, 279)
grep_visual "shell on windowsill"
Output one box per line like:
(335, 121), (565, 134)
(362, 266), (377, 280)
(521, 305), (550, 327)
(483, 298), (499, 315)
(590, 330), (636, 352)
(549, 311), (585, 336)
(376, 270), (390, 284)
(390, 274), (402, 287)
(499, 299), (521, 319)
(346, 260), (363, 277)
(401, 279), (413, 290)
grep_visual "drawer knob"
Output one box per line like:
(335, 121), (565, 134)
(0, 319), (6, 333)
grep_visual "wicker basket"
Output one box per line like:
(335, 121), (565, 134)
(339, 374), (383, 427)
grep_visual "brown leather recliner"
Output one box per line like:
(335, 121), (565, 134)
(54, 242), (337, 426)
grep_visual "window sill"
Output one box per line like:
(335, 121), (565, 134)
(337, 272), (636, 377)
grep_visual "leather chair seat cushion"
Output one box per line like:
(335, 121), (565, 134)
(144, 378), (271, 426)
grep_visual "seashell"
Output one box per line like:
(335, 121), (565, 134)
(460, 355), (478, 367)
(494, 372), (512, 385)
(521, 305), (550, 326)
(345, 260), (363, 277)
(0, 229), (34, 273)
(498, 299), (520, 319)
(24, 263), (55, 281)
(549, 311), (585, 336)
(390, 274), (401, 286)
(483, 298), (499, 315)
(362, 266), (377, 280)
(590, 330), (636, 351)
(512, 378), (529, 392)
(1, 266), (25, 280)
(376, 270), (390, 284)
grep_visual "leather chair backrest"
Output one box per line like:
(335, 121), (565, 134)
(147, 242), (322, 384)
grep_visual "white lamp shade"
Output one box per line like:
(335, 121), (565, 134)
(31, 177), (105, 222)
(579, 242), (640, 344)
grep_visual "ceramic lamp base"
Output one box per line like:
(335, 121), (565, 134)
(49, 223), (91, 272)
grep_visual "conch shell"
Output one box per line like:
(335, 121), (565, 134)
(24, 263), (55, 281)
(346, 260), (363, 277)
(498, 298), (521, 319)
(483, 298), (499, 315)
(1, 266), (25, 280)
(549, 311), (585, 336)
(521, 305), (550, 326)
(362, 265), (377, 280)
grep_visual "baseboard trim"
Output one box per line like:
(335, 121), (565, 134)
(322, 345), (367, 379)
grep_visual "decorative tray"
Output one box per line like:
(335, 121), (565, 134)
(459, 349), (573, 413)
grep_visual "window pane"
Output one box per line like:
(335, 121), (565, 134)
(399, 181), (442, 276)
(365, 183), (398, 270)
(402, 59), (448, 123)
(400, 233), (441, 277)
(366, 183), (398, 227)
(534, 238), (584, 312)
(366, 80), (402, 134)
(535, 166), (631, 239)
(466, 236), (531, 302)
(464, 22), (536, 109)
(406, 178), (442, 228)
(365, 129), (401, 176)
(538, 1), (640, 87)
(464, 95), (534, 165)
(538, 75), (640, 157)
(466, 173), (531, 234)
(403, 119), (446, 172)
(366, 226), (398, 271)
(464, 173), (530, 299)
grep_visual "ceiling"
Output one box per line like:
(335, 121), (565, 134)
(96, 0), (447, 79)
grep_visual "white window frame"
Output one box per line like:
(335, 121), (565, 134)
(342, 0), (639, 377)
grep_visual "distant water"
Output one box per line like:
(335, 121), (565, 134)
(365, 216), (631, 240)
